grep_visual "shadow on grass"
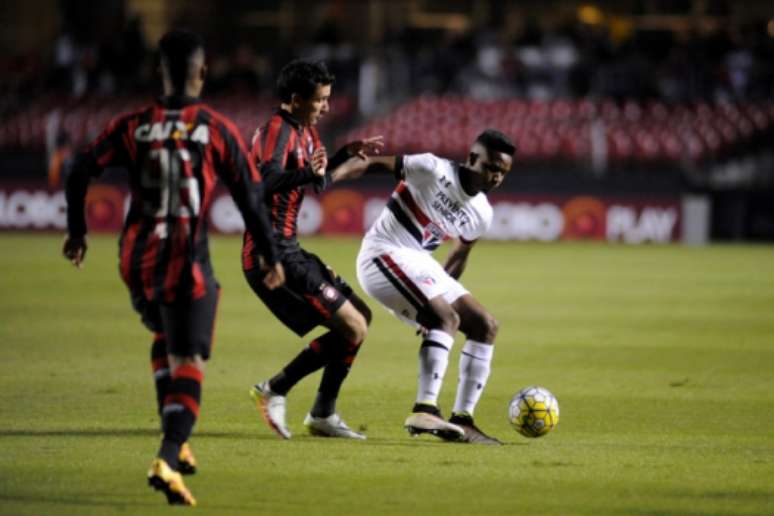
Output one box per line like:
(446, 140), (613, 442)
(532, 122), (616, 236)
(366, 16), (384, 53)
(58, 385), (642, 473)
(622, 488), (774, 516)
(666, 488), (773, 502)
(0, 493), (158, 509)
(0, 493), (272, 512)
(0, 428), (275, 440)
(354, 437), (529, 447)
(0, 429), (533, 449)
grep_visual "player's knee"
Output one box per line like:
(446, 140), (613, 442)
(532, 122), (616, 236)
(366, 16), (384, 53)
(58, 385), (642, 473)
(359, 303), (373, 327)
(470, 312), (498, 342)
(483, 314), (499, 341)
(344, 311), (369, 343)
(440, 308), (460, 335)
(418, 304), (459, 334)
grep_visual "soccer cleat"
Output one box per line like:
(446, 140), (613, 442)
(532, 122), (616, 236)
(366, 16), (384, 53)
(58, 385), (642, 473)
(303, 413), (367, 440)
(147, 458), (197, 506)
(177, 442), (197, 475)
(449, 413), (503, 445)
(250, 381), (291, 439)
(404, 403), (464, 441)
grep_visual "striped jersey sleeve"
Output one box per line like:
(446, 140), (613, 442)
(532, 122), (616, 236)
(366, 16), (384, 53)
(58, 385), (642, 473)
(65, 110), (144, 237)
(206, 108), (278, 265)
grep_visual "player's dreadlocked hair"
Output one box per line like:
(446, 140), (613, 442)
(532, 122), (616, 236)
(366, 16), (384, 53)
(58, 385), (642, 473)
(158, 29), (205, 94)
(277, 59), (335, 103)
(476, 129), (516, 156)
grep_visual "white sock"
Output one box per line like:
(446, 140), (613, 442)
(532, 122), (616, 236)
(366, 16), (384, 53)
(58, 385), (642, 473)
(453, 340), (494, 416)
(416, 329), (455, 406)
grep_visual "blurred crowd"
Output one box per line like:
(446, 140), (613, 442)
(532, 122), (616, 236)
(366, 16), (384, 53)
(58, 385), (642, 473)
(2, 10), (773, 120)
(404, 20), (774, 103)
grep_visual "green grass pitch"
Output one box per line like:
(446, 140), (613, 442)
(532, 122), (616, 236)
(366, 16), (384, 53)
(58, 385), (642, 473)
(0, 233), (773, 515)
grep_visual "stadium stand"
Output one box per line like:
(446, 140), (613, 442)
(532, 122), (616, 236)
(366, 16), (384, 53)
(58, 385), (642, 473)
(0, 94), (354, 151)
(338, 97), (774, 165)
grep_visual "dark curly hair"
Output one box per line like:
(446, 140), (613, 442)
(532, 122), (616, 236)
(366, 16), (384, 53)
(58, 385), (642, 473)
(476, 129), (516, 156)
(276, 59), (335, 103)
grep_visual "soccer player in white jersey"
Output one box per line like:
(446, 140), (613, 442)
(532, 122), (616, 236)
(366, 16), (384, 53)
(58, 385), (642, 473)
(334, 129), (515, 444)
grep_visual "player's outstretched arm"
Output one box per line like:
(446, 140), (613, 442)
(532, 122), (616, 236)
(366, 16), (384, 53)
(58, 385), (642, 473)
(327, 135), (384, 170)
(444, 239), (476, 280)
(345, 135), (384, 159)
(330, 155), (398, 183)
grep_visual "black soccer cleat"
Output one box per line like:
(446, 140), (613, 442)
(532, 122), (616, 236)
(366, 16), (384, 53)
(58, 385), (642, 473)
(449, 413), (503, 445)
(404, 403), (465, 441)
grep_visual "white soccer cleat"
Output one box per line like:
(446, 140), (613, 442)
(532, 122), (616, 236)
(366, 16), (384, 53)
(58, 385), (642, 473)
(404, 412), (465, 441)
(250, 381), (291, 439)
(303, 413), (367, 440)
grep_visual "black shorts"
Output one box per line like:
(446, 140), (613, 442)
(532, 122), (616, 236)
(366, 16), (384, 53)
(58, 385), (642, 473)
(129, 281), (220, 360)
(244, 249), (353, 337)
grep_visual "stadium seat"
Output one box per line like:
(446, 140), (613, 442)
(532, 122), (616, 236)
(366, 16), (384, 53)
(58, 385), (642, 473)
(3, 95), (770, 168)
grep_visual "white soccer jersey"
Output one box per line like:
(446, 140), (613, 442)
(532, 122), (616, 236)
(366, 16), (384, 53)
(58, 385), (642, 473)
(364, 153), (493, 252)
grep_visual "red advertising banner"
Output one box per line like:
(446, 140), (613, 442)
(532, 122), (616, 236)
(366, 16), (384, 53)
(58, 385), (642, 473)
(0, 182), (681, 243)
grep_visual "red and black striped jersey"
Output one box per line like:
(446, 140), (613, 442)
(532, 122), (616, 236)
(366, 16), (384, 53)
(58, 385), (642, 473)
(66, 95), (278, 302)
(242, 109), (324, 270)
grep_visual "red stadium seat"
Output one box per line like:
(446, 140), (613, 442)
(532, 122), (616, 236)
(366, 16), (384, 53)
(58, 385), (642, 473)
(5, 94), (768, 169)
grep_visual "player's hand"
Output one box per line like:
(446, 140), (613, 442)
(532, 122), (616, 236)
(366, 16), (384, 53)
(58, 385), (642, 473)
(345, 135), (384, 160)
(262, 262), (285, 290)
(63, 234), (88, 268)
(311, 147), (328, 177)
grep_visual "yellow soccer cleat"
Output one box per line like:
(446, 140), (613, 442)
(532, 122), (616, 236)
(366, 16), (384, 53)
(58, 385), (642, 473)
(147, 458), (197, 506)
(178, 442), (197, 475)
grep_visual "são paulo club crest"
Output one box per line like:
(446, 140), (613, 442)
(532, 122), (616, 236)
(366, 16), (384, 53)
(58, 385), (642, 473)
(421, 222), (446, 250)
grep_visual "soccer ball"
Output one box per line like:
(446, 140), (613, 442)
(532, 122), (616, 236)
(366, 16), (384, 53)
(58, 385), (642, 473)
(508, 386), (560, 438)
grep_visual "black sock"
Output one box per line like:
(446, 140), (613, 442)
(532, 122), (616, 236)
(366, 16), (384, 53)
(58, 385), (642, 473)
(310, 338), (362, 418)
(150, 333), (170, 418)
(158, 439), (181, 470)
(159, 364), (202, 471)
(268, 332), (336, 395)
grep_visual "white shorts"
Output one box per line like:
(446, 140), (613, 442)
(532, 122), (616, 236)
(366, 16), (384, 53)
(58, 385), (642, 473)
(356, 240), (469, 328)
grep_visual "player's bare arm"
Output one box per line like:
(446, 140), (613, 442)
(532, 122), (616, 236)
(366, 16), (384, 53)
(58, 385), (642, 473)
(443, 239), (476, 280)
(330, 155), (398, 183)
(325, 135), (384, 179)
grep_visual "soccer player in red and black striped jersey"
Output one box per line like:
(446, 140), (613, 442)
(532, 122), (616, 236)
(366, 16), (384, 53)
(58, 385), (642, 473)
(244, 60), (383, 439)
(62, 29), (284, 506)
